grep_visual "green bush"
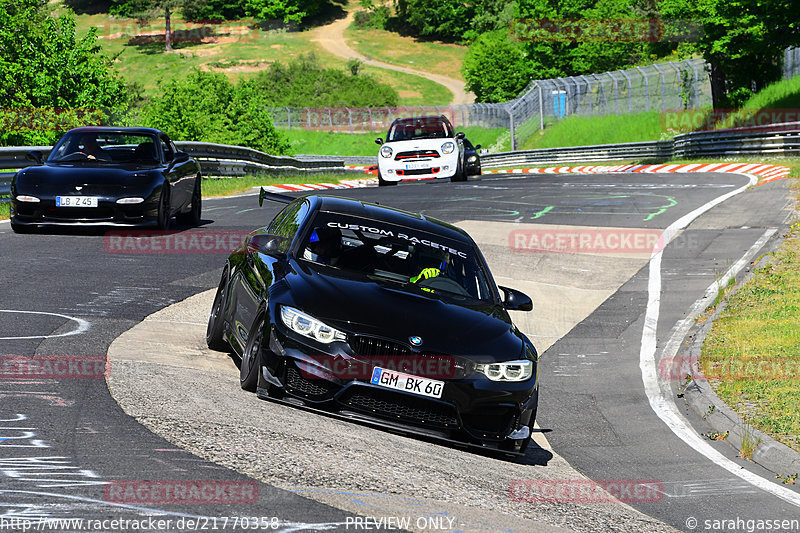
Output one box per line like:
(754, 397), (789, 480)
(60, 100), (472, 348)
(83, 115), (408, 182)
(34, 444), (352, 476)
(462, 30), (533, 103)
(138, 70), (290, 154)
(239, 53), (399, 107)
(353, 6), (390, 29)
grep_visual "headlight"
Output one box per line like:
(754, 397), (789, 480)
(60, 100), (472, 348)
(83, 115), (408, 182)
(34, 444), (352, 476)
(116, 197), (145, 204)
(380, 146), (393, 158)
(441, 142), (455, 154)
(15, 195), (40, 203)
(280, 306), (346, 344)
(475, 360), (533, 382)
(467, 155), (477, 163)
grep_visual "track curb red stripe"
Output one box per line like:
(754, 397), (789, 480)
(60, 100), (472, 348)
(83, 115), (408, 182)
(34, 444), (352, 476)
(258, 163), (791, 193)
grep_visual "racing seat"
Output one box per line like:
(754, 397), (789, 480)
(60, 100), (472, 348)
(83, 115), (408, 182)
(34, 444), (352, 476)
(133, 141), (157, 162)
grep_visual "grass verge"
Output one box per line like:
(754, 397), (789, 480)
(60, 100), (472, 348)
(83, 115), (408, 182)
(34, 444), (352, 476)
(699, 175), (800, 454)
(519, 111), (674, 150)
(72, 11), (453, 105)
(344, 25), (467, 82)
(282, 126), (507, 156)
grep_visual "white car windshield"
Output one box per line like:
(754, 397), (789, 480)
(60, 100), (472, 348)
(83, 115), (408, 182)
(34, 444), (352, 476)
(387, 118), (452, 142)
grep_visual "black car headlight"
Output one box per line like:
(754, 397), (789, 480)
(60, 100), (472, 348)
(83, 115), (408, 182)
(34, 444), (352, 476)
(467, 155), (477, 163)
(280, 306), (346, 344)
(475, 360), (533, 382)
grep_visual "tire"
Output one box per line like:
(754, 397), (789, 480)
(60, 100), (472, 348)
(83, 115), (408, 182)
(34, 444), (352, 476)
(206, 271), (230, 352)
(176, 176), (201, 226)
(156, 185), (171, 230)
(378, 172), (397, 187)
(450, 155), (467, 182)
(240, 312), (265, 392)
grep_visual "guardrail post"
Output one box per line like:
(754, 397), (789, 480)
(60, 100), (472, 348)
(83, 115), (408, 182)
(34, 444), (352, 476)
(536, 82), (544, 131)
(636, 67), (649, 112)
(508, 107), (516, 151)
(619, 70), (632, 113)
(652, 63), (666, 111)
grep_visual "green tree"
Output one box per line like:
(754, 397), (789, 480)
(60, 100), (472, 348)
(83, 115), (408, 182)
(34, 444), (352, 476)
(0, 0), (128, 144)
(660, 0), (800, 108)
(139, 70), (290, 154)
(112, 0), (189, 51)
(462, 30), (535, 102)
(394, 0), (513, 42)
(244, 0), (325, 24)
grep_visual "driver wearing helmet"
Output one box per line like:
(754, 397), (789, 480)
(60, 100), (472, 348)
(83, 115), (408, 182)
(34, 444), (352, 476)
(303, 226), (342, 266)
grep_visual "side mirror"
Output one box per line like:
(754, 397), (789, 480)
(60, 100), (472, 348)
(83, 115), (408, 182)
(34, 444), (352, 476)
(246, 234), (286, 256)
(499, 286), (533, 312)
(26, 150), (43, 165)
(455, 132), (465, 140)
(475, 144), (482, 150)
(375, 137), (383, 145)
(174, 150), (190, 163)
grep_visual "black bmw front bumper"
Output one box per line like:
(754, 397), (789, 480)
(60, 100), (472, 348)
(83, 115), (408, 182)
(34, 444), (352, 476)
(258, 324), (538, 453)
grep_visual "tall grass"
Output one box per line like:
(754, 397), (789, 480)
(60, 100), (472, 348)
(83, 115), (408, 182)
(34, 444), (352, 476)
(281, 126), (506, 156)
(520, 111), (670, 150)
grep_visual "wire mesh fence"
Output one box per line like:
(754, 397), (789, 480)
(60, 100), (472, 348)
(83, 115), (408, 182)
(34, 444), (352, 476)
(270, 58), (712, 150)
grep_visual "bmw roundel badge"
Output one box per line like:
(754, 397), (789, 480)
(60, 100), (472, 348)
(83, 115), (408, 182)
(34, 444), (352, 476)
(409, 336), (423, 346)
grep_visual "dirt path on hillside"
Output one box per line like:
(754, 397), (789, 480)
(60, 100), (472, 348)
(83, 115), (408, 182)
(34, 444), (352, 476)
(311, 11), (474, 105)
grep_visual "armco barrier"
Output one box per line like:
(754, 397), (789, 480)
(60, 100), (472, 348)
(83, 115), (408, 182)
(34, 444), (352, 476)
(2, 123), (798, 204)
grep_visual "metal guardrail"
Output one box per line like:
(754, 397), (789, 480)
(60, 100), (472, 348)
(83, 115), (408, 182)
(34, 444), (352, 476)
(482, 140), (673, 167)
(481, 122), (800, 168)
(2, 124), (798, 204)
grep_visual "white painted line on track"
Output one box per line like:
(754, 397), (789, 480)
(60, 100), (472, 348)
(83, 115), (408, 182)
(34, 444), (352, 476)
(0, 310), (90, 340)
(639, 173), (800, 508)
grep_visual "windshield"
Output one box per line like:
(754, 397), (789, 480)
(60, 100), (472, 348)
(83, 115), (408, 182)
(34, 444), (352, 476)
(48, 132), (160, 165)
(387, 118), (452, 142)
(298, 213), (495, 302)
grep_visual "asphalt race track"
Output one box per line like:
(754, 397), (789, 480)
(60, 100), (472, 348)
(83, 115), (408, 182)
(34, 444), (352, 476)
(1, 171), (799, 532)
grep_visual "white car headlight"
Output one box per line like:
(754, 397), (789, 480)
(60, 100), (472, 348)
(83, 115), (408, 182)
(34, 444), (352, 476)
(475, 360), (533, 382)
(380, 146), (393, 158)
(441, 142), (455, 154)
(280, 306), (346, 344)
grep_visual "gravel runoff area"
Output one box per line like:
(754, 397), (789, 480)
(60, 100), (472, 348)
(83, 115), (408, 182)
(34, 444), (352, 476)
(106, 219), (681, 533)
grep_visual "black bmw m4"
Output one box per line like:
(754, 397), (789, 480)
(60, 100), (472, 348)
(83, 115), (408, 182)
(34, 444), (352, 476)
(207, 192), (539, 454)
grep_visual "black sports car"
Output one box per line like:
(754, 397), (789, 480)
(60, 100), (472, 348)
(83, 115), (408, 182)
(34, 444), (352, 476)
(207, 191), (539, 454)
(463, 138), (482, 177)
(10, 127), (202, 232)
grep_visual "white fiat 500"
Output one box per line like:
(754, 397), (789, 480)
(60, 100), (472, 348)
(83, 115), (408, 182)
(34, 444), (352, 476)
(375, 116), (467, 186)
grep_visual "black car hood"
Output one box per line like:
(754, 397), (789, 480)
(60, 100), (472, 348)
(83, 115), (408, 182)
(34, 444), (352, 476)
(282, 261), (524, 359)
(16, 164), (158, 195)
